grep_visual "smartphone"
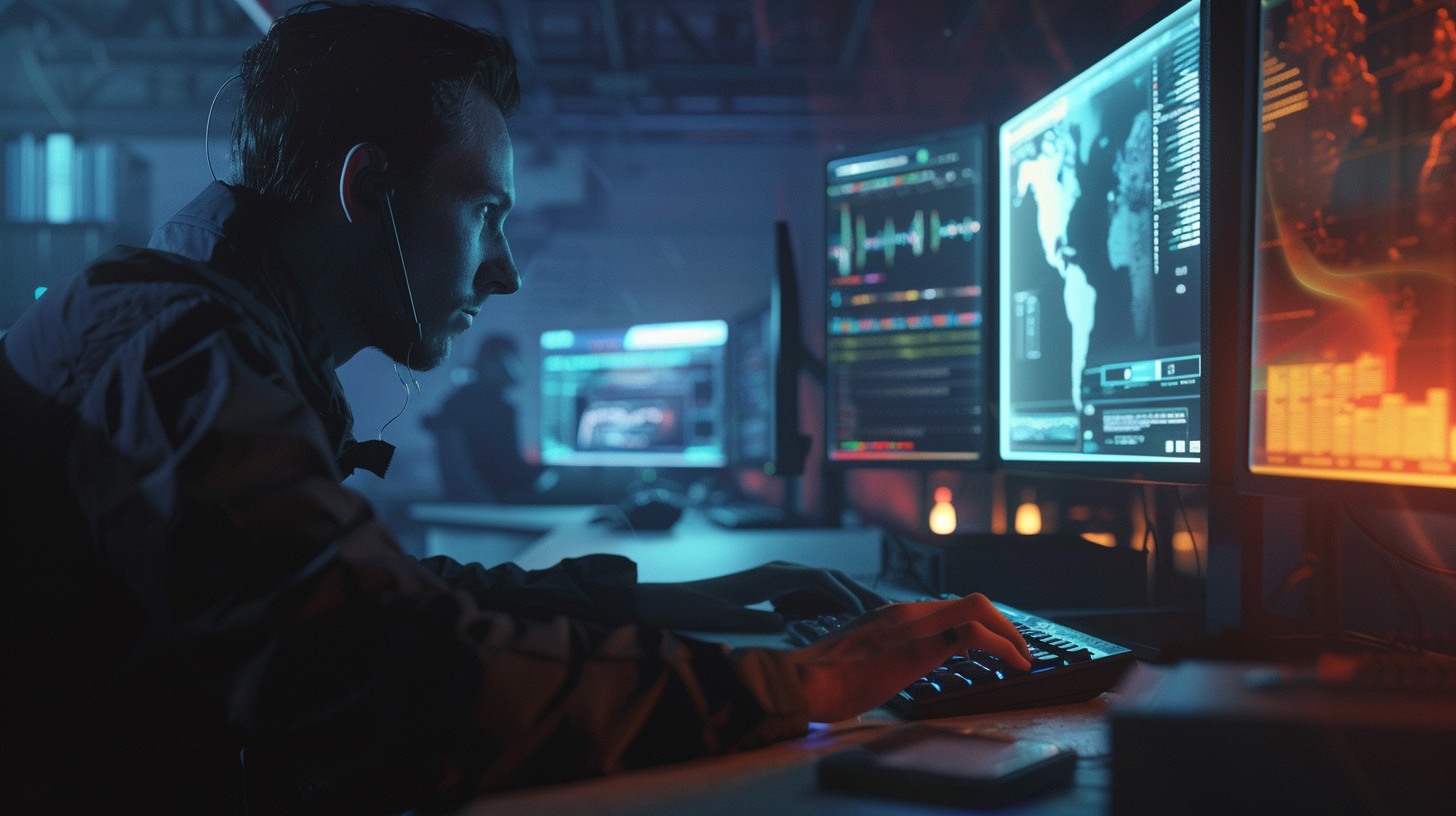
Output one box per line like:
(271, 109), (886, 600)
(817, 725), (1078, 809)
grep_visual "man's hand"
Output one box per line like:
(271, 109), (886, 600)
(635, 561), (890, 632)
(786, 594), (1033, 723)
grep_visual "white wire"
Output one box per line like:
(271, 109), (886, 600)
(379, 342), (422, 440)
(204, 74), (241, 182)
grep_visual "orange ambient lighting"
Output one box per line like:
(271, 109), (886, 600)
(1014, 502), (1043, 535)
(929, 487), (957, 535)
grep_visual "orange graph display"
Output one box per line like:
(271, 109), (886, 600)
(1249, 0), (1456, 489)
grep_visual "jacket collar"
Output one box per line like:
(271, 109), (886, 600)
(148, 183), (360, 464)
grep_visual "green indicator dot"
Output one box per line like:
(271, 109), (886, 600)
(916, 148), (929, 164)
(642, 468), (657, 483)
(764, 462), (776, 476)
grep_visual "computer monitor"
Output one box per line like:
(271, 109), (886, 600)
(538, 320), (730, 468)
(998, 0), (1211, 483)
(824, 125), (992, 466)
(729, 222), (813, 478)
(1238, 0), (1456, 512)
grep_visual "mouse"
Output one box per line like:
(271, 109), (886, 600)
(606, 488), (684, 531)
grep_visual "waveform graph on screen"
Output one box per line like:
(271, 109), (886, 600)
(824, 129), (992, 463)
(828, 200), (982, 276)
(1249, 0), (1456, 490)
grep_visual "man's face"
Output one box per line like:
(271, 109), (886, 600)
(386, 89), (520, 369)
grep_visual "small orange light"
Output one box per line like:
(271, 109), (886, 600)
(929, 487), (957, 535)
(1014, 502), (1042, 535)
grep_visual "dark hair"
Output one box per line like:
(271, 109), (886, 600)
(231, 2), (520, 205)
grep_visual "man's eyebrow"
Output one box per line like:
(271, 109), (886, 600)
(473, 181), (513, 210)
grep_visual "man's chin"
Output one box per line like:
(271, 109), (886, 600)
(380, 332), (451, 371)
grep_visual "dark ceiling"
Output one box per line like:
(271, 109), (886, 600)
(0, 0), (1167, 138)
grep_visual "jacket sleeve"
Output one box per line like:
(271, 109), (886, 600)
(418, 553), (639, 625)
(203, 434), (809, 812)
(88, 306), (808, 812)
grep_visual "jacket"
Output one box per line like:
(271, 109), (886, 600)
(0, 183), (807, 814)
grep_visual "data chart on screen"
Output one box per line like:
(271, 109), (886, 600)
(999, 0), (1204, 465)
(825, 128), (990, 463)
(1247, 0), (1456, 490)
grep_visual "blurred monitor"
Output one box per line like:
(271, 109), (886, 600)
(1240, 0), (1456, 511)
(824, 125), (992, 465)
(998, 0), (1208, 482)
(539, 320), (729, 468)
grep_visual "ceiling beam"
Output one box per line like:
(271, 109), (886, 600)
(599, 0), (625, 71)
(230, 0), (271, 34)
(839, 0), (874, 71)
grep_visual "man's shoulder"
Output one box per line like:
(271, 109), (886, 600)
(5, 246), (283, 404)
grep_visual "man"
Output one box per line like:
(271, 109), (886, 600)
(0, 4), (1029, 813)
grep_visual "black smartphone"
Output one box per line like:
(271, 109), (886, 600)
(817, 725), (1078, 809)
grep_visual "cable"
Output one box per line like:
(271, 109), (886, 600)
(1264, 552), (1318, 610)
(1343, 505), (1430, 646)
(378, 343), (421, 440)
(1344, 504), (1456, 578)
(1172, 486), (1204, 581)
(1140, 486), (1167, 600)
(204, 74), (241, 182)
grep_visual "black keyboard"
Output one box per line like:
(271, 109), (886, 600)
(786, 601), (1135, 718)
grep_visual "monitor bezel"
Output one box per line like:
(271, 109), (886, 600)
(1234, 0), (1456, 514)
(993, 0), (1229, 487)
(822, 123), (996, 471)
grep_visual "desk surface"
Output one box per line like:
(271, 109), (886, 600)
(412, 503), (1131, 816)
(462, 690), (1131, 816)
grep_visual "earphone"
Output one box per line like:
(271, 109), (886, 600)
(341, 143), (424, 344)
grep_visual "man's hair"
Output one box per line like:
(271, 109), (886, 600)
(232, 2), (520, 205)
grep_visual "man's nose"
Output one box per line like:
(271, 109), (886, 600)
(479, 249), (521, 296)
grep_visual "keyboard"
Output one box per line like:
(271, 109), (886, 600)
(786, 601), (1135, 718)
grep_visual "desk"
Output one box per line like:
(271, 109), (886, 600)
(461, 693), (1125, 816)
(412, 503), (1131, 815)
(412, 503), (883, 586)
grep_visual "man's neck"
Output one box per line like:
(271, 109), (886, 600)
(276, 207), (374, 367)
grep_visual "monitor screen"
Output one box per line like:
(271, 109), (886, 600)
(1245, 0), (1456, 494)
(539, 321), (729, 468)
(730, 305), (774, 468)
(999, 0), (1204, 471)
(824, 127), (991, 464)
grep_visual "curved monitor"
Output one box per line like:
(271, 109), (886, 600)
(998, 0), (1210, 483)
(1239, 0), (1456, 511)
(824, 125), (992, 466)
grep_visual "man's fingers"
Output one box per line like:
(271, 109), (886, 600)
(827, 568), (890, 610)
(820, 596), (1031, 665)
(953, 594), (1031, 660)
(959, 621), (1031, 672)
(858, 594), (1001, 643)
(875, 620), (1029, 675)
(814, 570), (868, 614)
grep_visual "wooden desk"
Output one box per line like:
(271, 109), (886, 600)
(461, 691), (1130, 816)
(411, 503), (1131, 815)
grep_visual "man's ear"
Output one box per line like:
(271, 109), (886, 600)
(339, 143), (389, 224)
